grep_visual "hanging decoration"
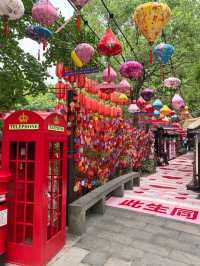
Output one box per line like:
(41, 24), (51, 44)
(120, 61), (143, 80)
(103, 66), (117, 83)
(56, 63), (65, 80)
(32, 0), (59, 26)
(154, 43), (174, 80)
(128, 103), (140, 114)
(133, 2), (172, 64)
(160, 105), (171, 116)
(171, 114), (178, 122)
(140, 88), (154, 101)
(118, 80), (131, 94)
(26, 25), (53, 55)
(153, 99), (163, 110)
(71, 43), (95, 68)
(137, 97), (146, 110)
(70, 0), (90, 31)
(164, 77), (181, 89)
(0, 0), (24, 35)
(154, 110), (160, 117)
(172, 94), (185, 110)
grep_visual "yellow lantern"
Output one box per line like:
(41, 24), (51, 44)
(160, 105), (171, 116)
(133, 2), (172, 45)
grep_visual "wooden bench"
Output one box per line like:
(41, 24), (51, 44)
(69, 172), (140, 235)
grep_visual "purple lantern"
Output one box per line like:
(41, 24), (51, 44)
(120, 61), (143, 80)
(103, 66), (117, 83)
(164, 77), (181, 89)
(70, 0), (90, 9)
(141, 88), (154, 101)
(32, 0), (59, 26)
(172, 94), (185, 110)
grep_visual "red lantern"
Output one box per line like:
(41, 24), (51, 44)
(55, 82), (67, 100)
(76, 74), (86, 88)
(56, 63), (65, 79)
(97, 28), (122, 57)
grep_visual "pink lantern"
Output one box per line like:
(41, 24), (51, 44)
(32, 0), (59, 26)
(128, 103), (140, 114)
(137, 97), (146, 110)
(70, 0), (90, 8)
(74, 43), (94, 64)
(118, 79), (131, 93)
(172, 94), (185, 110)
(103, 66), (117, 83)
(120, 61), (143, 80)
(164, 77), (181, 89)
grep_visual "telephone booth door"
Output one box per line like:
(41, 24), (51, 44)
(2, 111), (67, 266)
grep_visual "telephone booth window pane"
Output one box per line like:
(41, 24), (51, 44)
(16, 203), (25, 222)
(27, 163), (35, 181)
(16, 183), (25, 201)
(18, 162), (26, 180)
(16, 225), (24, 243)
(26, 204), (33, 224)
(10, 142), (17, 160)
(26, 184), (34, 202)
(25, 226), (33, 244)
(28, 142), (35, 160)
(47, 142), (63, 240)
(19, 142), (26, 160)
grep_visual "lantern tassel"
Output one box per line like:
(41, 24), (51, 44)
(3, 16), (9, 37)
(149, 48), (153, 65)
(76, 13), (81, 32)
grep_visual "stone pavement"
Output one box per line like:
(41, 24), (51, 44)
(49, 206), (200, 266)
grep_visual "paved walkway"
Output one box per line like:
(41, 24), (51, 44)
(50, 154), (200, 266)
(50, 207), (200, 266)
(107, 153), (200, 224)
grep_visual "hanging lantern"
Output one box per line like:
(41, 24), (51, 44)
(120, 61), (143, 80)
(55, 82), (69, 100)
(141, 88), (154, 101)
(164, 77), (181, 89)
(172, 94), (185, 110)
(128, 103), (140, 114)
(154, 110), (160, 117)
(153, 99), (163, 110)
(32, 0), (59, 26)
(171, 114), (178, 122)
(118, 79), (131, 94)
(55, 63), (65, 79)
(70, 1), (90, 31)
(97, 28), (122, 57)
(133, 2), (171, 64)
(26, 25), (53, 59)
(145, 104), (154, 113)
(71, 43), (95, 68)
(98, 82), (116, 94)
(137, 97), (146, 110)
(154, 43), (174, 65)
(0, 0), (24, 35)
(103, 66), (117, 83)
(160, 105), (171, 116)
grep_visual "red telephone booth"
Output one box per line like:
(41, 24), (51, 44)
(2, 110), (67, 266)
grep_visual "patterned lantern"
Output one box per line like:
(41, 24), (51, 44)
(0, 0), (24, 34)
(160, 105), (171, 116)
(133, 2), (171, 64)
(97, 29), (122, 57)
(171, 114), (178, 122)
(141, 88), (154, 101)
(172, 94), (185, 110)
(26, 25), (53, 52)
(98, 82), (116, 94)
(71, 43), (95, 68)
(55, 63), (65, 79)
(154, 43), (174, 65)
(164, 77), (181, 89)
(133, 2), (171, 45)
(32, 0), (59, 26)
(137, 97), (146, 110)
(153, 99), (163, 110)
(120, 61), (143, 80)
(128, 103), (140, 114)
(103, 66), (117, 83)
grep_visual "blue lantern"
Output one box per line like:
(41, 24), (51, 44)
(153, 99), (163, 110)
(26, 25), (53, 43)
(154, 110), (160, 117)
(171, 114), (178, 122)
(154, 43), (174, 65)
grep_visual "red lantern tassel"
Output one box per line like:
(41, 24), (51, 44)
(149, 48), (153, 65)
(76, 14), (81, 32)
